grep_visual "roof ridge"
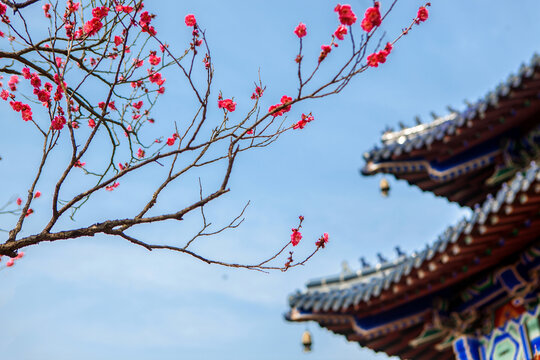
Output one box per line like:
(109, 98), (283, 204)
(364, 52), (540, 162)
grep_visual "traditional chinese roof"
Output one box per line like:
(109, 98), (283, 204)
(286, 160), (540, 359)
(362, 54), (540, 207)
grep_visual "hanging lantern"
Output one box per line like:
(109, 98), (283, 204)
(301, 330), (312, 352)
(380, 178), (390, 197)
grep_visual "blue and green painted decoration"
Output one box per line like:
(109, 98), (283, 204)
(454, 305), (540, 360)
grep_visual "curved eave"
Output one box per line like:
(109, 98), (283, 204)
(361, 54), (540, 206)
(288, 161), (540, 316)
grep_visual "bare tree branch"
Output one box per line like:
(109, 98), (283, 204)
(0, 0), (430, 271)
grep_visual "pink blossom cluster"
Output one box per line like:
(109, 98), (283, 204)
(55, 56), (64, 68)
(22, 68), (56, 106)
(35, 83), (53, 104)
(51, 114), (66, 130)
(82, 6), (108, 37)
(115, 4), (133, 13)
(291, 3), (358, 64)
(1, 251), (24, 268)
(148, 70), (166, 87)
(218, 98), (236, 112)
(66, 0), (79, 14)
(360, 2), (381, 32)
(114, 36), (123, 47)
(41, 3), (51, 17)
(8, 74), (18, 91)
(203, 54), (211, 69)
(334, 24), (348, 40)
(62, 1), (82, 38)
(131, 100), (144, 120)
(148, 51), (161, 66)
(131, 53), (166, 91)
(166, 133), (179, 146)
(0, 2), (10, 24)
(109, 36), (131, 59)
(294, 23), (307, 38)
(53, 73), (67, 101)
(129, 100), (147, 121)
(98, 101), (116, 111)
(14, 191), (42, 219)
(291, 228), (302, 246)
(118, 162), (129, 171)
(139, 11), (156, 36)
(133, 59), (144, 68)
(92, 6), (109, 19)
(0, 67), (75, 130)
(288, 214), (330, 267)
(268, 96), (292, 117)
(9, 100), (33, 121)
(106, 182), (120, 191)
(334, 4), (357, 25)
(183, 14), (203, 50)
(318, 44), (332, 63)
(416, 6), (429, 23)
(185, 14), (196, 27)
(316, 233), (329, 248)
(132, 101), (143, 110)
(251, 86), (264, 100)
(293, 113), (314, 130)
(131, 80), (143, 88)
(367, 42), (392, 67)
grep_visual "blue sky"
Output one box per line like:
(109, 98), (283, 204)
(1, 1), (540, 359)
